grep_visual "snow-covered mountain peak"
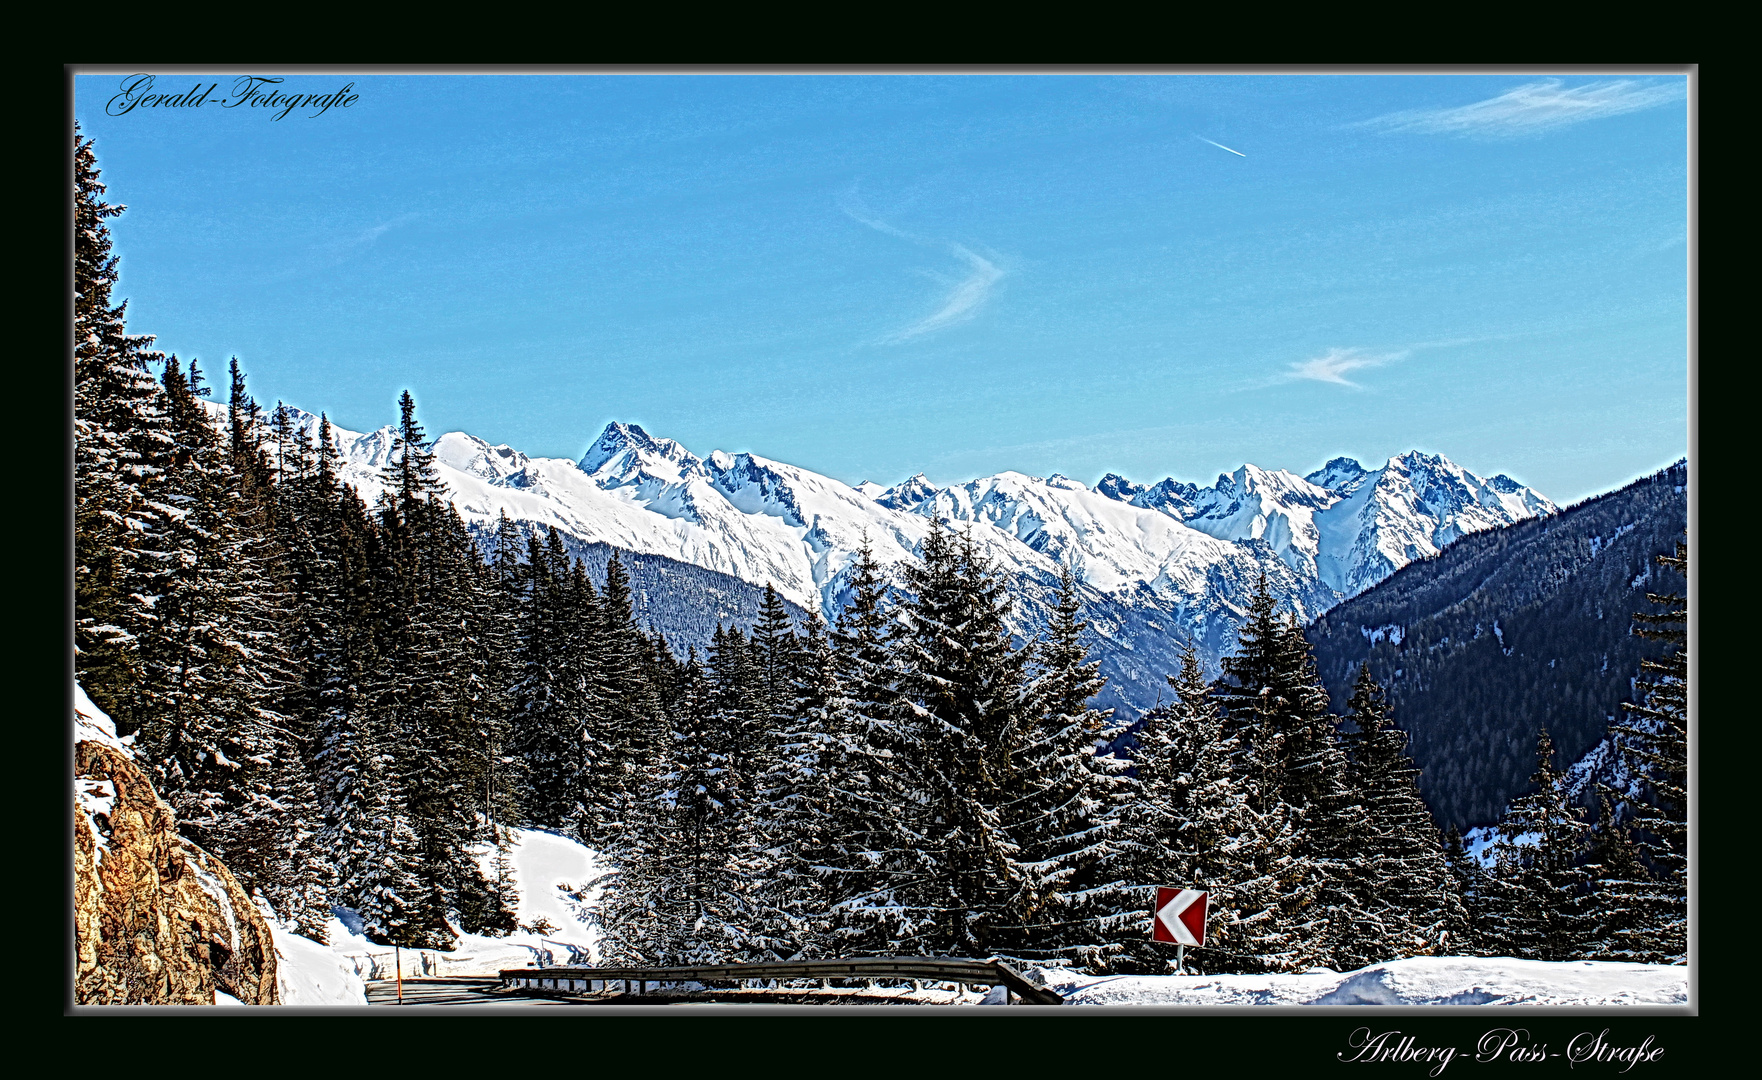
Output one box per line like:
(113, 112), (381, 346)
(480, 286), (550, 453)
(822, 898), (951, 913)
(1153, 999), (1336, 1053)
(1176, 465), (1337, 580)
(1305, 456), (1372, 494)
(578, 421), (705, 487)
(343, 425), (402, 471)
(853, 480), (889, 500)
(1378, 451), (1557, 522)
(705, 452), (818, 529)
(1094, 473), (1145, 502)
(432, 431), (532, 484)
(1305, 450), (1561, 596)
(1219, 463), (1333, 507)
(1131, 477), (1201, 517)
(910, 470), (1281, 602)
(876, 473), (938, 511)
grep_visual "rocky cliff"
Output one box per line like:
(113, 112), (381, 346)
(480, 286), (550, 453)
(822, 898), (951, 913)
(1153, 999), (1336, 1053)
(74, 688), (278, 1005)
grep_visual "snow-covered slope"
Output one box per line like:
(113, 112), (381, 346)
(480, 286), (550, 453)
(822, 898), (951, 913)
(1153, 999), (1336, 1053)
(258, 826), (605, 1003)
(322, 827), (604, 981)
(219, 401), (1552, 697)
(1037, 955), (1686, 1006)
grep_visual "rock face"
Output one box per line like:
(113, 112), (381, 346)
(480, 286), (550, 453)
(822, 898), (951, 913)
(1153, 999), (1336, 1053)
(74, 691), (278, 1005)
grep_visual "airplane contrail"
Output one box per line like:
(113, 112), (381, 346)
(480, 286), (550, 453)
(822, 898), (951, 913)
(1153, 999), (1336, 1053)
(1197, 136), (1247, 157)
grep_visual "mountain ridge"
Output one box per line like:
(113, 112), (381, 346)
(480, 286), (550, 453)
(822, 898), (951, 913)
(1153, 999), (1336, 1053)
(215, 399), (1560, 710)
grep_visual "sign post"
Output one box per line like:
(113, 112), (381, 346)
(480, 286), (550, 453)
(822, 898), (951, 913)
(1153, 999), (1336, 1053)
(1151, 887), (1208, 974)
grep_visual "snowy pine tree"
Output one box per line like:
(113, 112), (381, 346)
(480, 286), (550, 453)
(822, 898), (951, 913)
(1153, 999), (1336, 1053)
(818, 541), (915, 955)
(1577, 794), (1655, 962)
(1004, 564), (1127, 959)
(1441, 826), (1489, 956)
(133, 359), (310, 916)
(1215, 574), (1357, 970)
(1483, 728), (1592, 961)
(73, 125), (174, 731)
(596, 652), (764, 964)
(592, 550), (662, 852)
(886, 521), (1031, 955)
(1605, 540), (1687, 964)
(1341, 664), (1458, 962)
(753, 609), (846, 958)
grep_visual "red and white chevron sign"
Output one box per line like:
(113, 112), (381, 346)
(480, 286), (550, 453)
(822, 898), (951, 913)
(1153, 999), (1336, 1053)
(1152, 887), (1207, 946)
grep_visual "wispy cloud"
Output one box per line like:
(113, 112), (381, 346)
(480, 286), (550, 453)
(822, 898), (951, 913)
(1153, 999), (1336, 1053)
(1358, 79), (1685, 138)
(841, 189), (1007, 343)
(840, 197), (917, 243)
(1286, 346), (1408, 388)
(322, 213), (419, 258)
(356, 220), (401, 244)
(890, 245), (1005, 342)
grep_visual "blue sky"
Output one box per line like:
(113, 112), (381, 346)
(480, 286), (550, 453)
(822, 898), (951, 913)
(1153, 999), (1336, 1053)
(73, 71), (1689, 504)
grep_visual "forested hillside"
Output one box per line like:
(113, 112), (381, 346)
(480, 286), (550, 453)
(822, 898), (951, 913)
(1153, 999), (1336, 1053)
(1306, 461), (1687, 830)
(469, 527), (813, 653)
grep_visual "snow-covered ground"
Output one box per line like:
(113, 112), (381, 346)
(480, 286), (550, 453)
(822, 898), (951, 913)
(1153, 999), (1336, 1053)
(266, 827), (607, 1004)
(1032, 956), (1687, 1007)
(480, 955), (1686, 1007)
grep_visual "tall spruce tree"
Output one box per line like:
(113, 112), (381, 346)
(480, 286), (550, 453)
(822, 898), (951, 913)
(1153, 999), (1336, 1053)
(1605, 540), (1687, 964)
(476, 510), (529, 834)
(222, 368), (333, 935)
(1342, 664), (1459, 962)
(594, 550), (660, 852)
(73, 125), (174, 729)
(596, 651), (764, 964)
(1441, 826), (1490, 956)
(1004, 564), (1126, 959)
(1215, 574), (1359, 970)
(1483, 728), (1592, 961)
(307, 455), (402, 928)
(887, 521), (1032, 955)
(363, 390), (484, 948)
(510, 529), (569, 825)
(819, 541), (914, 955)
(753, 608), (848, 959)
(134, 359), (309, 910)
(1577, 794), (1655, 962)
(559, 556), (611, 846)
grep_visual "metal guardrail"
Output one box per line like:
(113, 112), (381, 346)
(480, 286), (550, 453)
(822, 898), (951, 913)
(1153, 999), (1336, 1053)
(499, 956), (1064, 1005)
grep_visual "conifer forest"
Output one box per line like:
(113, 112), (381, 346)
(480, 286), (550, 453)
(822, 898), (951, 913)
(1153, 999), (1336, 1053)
(73, 126), (1688, 978)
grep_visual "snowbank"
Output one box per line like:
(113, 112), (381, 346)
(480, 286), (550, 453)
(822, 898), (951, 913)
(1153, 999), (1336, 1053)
(324, 828), (605, 982)
(179, 827), (605, 1004)
(1034, 955), (1688, 1007)
(269, 918), (368, 1006)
